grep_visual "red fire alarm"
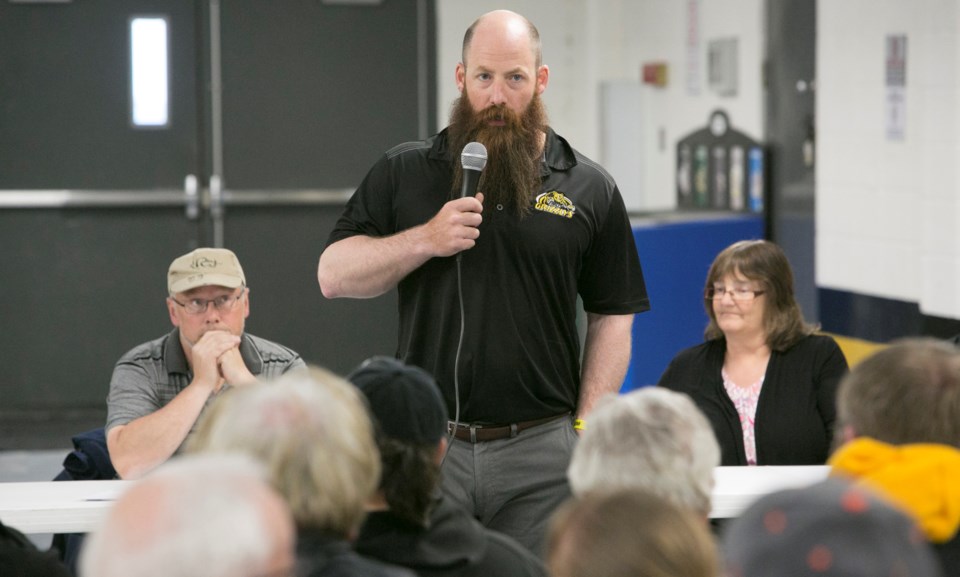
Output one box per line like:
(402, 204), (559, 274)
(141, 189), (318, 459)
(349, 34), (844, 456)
(642, 62), (668, 87)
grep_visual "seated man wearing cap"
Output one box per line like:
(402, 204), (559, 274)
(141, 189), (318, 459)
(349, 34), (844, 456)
(348, 357), (546, 577)
(105, 248), (306, 479)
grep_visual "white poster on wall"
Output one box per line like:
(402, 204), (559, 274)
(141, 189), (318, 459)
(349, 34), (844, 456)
(886, 35), (907, 141)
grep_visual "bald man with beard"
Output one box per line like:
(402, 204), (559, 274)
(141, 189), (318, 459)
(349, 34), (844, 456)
(318, 10), (649, 555)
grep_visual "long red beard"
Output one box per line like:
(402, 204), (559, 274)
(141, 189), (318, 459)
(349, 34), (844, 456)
(447, 91), (548, 215)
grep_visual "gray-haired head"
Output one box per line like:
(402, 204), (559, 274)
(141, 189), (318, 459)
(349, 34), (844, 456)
(188, 366), (381, 537)
(568, 387), (720, 517)
(79, 454), (295, 577)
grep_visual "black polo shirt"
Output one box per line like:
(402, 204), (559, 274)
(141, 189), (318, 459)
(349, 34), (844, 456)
(327, 128), (649, 423)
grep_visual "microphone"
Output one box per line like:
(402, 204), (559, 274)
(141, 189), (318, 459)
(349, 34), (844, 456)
(450, 143), (487, 456)
(460, 142), (487, 198)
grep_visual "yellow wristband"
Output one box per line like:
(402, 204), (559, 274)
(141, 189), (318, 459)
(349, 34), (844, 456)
(573, 419), (586, 431)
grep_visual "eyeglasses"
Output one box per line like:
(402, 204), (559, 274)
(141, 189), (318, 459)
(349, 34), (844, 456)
(705, 286), (765, 301)
(171, 288), (246, 315)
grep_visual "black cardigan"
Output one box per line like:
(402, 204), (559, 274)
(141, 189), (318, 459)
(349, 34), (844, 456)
(657, 334), (848, 466)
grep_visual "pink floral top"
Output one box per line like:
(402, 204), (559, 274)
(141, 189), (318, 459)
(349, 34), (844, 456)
(722, 369), (764, 465)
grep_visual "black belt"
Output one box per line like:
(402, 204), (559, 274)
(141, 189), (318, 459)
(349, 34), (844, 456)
(447, 413), (569, 443)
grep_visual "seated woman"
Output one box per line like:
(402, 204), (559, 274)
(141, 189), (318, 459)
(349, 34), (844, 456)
(658, 240), (847, 466)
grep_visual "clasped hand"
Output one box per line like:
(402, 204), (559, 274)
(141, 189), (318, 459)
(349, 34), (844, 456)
(191, 330), (256, 392)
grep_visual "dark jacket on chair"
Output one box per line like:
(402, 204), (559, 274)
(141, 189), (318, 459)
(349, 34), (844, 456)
(50, 427), (116, 575)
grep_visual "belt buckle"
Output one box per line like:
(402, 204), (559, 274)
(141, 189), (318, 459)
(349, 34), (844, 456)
(448, 421), (483, 443)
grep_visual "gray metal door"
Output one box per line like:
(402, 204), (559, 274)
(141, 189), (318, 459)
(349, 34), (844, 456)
(0, 0), (432, 447)
(0, 0), (204, 440)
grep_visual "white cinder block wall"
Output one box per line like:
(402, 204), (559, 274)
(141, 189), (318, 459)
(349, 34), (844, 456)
(436, 0), (765, 212)
(439, 1), (960, 324)
(817, 0), (960, 318)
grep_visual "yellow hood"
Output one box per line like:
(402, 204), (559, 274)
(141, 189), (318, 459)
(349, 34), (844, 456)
(829, 437), (960, 543)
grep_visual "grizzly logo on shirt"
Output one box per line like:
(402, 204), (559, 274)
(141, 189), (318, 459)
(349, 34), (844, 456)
(534, 191), (576, 219)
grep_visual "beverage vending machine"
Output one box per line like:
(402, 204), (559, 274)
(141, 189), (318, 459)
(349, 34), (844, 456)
(675, 110), (765, 214)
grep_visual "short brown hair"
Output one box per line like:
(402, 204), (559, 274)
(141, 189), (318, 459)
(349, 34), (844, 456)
(704, 240), (815, 351)
(547, 489), (718, 577)
(837, 337), (960, 447)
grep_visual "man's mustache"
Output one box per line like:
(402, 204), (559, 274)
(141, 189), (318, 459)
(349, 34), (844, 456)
(479, 105), (518, 125)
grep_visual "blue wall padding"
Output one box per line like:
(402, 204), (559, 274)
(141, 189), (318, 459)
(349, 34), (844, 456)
(622, 214), (765, 392)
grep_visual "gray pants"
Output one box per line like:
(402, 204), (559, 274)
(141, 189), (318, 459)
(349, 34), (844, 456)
(439, 416), (578, 557)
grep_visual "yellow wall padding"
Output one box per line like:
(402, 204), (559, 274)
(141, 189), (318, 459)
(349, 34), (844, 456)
(823, 333), (889, 368)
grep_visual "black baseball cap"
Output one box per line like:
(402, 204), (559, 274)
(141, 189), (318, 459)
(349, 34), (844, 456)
(347, 356), (448, 445)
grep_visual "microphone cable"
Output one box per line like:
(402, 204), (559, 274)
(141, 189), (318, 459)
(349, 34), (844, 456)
(440, 141), (485, 469)
(439, 251), (466, 468)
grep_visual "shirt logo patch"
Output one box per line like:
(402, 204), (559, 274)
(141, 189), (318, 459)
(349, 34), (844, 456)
(534, 191), (576, 219)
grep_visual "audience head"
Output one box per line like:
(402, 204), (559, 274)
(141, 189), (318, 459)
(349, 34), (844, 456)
(704, 239), (812, 350)
(347, 356), (449, 527)
(165, 247), (250, 340)
(461, 10), (542, 69)
(451, 10), (550, 215)
(167, 247), (246, 295)
(836, 337), (960, 448)
(79, 454), (295, 577)
(568, 387), (719, 517)
(722, 478), (941, 577)
(547, 488), (719, 577)
(189, 366), (381, 537)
